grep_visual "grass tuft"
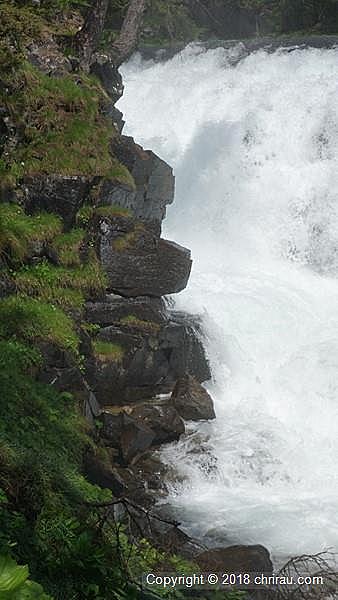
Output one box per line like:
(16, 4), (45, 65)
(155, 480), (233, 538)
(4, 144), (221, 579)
(0, 204), (62, 264)
(0, 296), (79, 355)
(50, 229), (85, 267)
(92, 340), (124, 363)
(14, 253), (107, 309)
(119, 315), (161, 334)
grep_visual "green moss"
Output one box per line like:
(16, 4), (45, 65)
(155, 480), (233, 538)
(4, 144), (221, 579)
(0, 204), (62, 264)
(92, 340), (124, 362)
(0, 296), (79, 355)
(119, 315), (161, 334)
(51, 228), (85, 267)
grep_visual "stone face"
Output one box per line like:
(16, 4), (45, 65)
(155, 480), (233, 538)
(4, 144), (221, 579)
(85, 295), (168, 327)
(196, 545), (273, 574)
(100, 411), (156, 464)
(172, 374), (215, 421)
(90, 53), (124, 103)
(130, 401), (185, 446)
(23, 175), (92, 229)
(100, 397), (185, 464)
(96, 214), (192, 297)
(110, 136), (175, 226)
(86, 310), (210, 405)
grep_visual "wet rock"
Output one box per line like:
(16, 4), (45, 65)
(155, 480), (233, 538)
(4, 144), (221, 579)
(96, 214), (192, 297)
(196, 545), (273, 575)
(110, 136), (175, 226)
(100, 398), (184, 464)
(85, 295), (168, 327)
(172, 374), (215, 421)
(90, 53), (124, 103)
(23, 175), (92, 229)
(100, 410), (156, 464)
(86, 311), (210, 405)
(160, 312), (211, 385)
(131, 452), (180, 497)
(130, 401), (185, 446)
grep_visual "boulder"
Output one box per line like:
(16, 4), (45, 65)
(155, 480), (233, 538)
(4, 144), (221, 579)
(110, 136), (175, 226)
(85, 295), (167, 327)
(100, 399), (185, 464)
(196, 545), (273, 575)
(23, 175), (92, 229)
(130, 401), (185, 446)
(172, 374), (215, 421)
(100, 410), (156, 464)
(96, 214), (192, 297)
(160, 312), (211, 385)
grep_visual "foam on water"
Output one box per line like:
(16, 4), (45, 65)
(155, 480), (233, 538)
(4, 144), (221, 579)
(118, 44), (338, 560)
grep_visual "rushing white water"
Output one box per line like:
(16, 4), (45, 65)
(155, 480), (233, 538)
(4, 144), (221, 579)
(119, 44), (338, 561)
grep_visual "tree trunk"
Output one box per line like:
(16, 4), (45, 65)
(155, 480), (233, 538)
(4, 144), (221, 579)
(111, 0), (146, 67)
(75, 0), (109, 69)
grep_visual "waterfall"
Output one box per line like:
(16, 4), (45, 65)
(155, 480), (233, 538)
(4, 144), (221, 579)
(118, 44), (338, 561)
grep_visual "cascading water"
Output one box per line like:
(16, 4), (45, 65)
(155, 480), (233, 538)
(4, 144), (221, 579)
(118, 44), (338, 562)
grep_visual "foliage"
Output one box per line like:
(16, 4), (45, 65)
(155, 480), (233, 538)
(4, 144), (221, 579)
(0, 554), (52, 599)
(92, 340), (125, 362)
(0, 204), (62, 265)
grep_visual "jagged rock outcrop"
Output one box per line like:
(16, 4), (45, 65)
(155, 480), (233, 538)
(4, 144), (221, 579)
(86, 309), (210, 405)
(86, 294), (167, 326)
(172, 374), (215, 421)
(95, 213), (192, 297)
(100, 398), (185, 464)
(23, 175), (92, 229)
(111, 136), (175, 226)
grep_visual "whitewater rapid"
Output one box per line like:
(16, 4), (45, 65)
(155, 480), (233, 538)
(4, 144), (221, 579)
(119, 44), (338, 561)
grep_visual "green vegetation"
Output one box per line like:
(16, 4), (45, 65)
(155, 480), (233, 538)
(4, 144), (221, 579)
(76, 204), (133, 228)
(50, 229), (85, 268)
(1, 64), (133, 185)
(0, 554), (51, 599)
(0, 296), (79, 355)
(92, 340), (125, 362)
(14, 251), (107, 309)
(120, 314), (161, 334)
(0, 204), (62, 264)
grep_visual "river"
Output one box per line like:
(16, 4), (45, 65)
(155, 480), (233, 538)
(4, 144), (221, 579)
(119, 43), (338, 563)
